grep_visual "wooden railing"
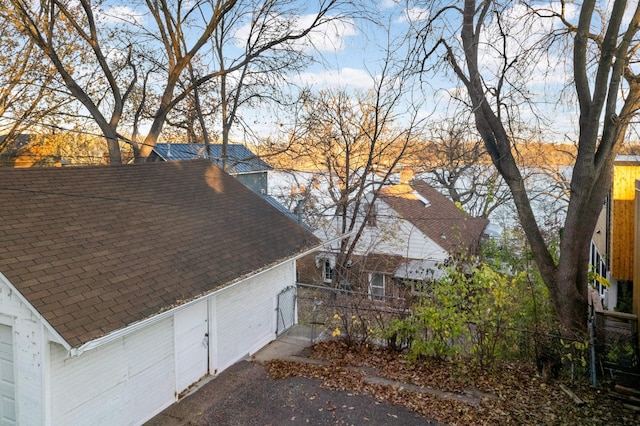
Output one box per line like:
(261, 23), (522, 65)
(589, 288), (639, 380)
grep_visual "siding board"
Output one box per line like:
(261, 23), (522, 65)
(0, 278), (45, 425)
(50, 318), (174, 426)
(212, 262), (293, 373)
(612, 165), (640, 280)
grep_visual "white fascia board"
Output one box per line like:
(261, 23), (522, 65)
(0, 272), (71, 351)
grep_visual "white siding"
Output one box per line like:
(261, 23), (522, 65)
(211, 261), (293, 373)
(0, 277), (46, 426)
(358, 200), (449, 262)
(0, 324), (16, 425)
(175, 301), (208, 393)
(49, 318), (175, 426)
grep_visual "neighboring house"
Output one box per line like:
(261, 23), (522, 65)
(299, 179), (490, 301)
(0, 160), (320, 425)
(634, 179), (640, 331)
(150, 143), (310, 230)
(0, 134), (52, 167)
(590, 155), (639, 312)
(150, 143), (272, 195)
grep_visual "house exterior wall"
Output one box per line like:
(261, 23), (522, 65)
(49, 317), (175, 426)
(611, 164), (640, 281)
(0, 275), (48, 425)
(302, 198), (450, 296)
(357, 199), (448, 262)
(634, 180), (640, 322)
(210, 260), (294, 374)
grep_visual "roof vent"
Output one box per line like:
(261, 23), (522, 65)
(413, 191), (430, 207)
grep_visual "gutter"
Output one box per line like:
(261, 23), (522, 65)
(70, 232), (354, 357)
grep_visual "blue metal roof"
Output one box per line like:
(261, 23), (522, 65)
(153, 143), (272, 174)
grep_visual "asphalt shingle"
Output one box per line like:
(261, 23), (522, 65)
(378, 181), (489, 255)
(0, 160), (319, 347)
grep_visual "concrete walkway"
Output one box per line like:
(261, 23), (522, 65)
(258, 325), (485, 407)
(252, 324), (326, 363)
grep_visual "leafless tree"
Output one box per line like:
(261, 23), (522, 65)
(7, 0), (145, 164)
(7, 0), (354, 163)
(418, 115), (511, 218)
(285, 52), (427, 286)
(409, 0), (640, 336)
(0, 11), (67, 156)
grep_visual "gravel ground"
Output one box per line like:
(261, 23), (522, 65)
(145, 360), (433, 426)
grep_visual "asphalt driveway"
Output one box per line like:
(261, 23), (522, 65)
(145, 359), (431, 425)
(146, 326), (432, 425)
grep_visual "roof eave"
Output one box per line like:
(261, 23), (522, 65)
(0, 272), (71, 351)
(151, 147), (169, 161)
(70, 241), (325, 356)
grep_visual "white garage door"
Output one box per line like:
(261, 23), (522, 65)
(175, 301), (209, 394)
(0, 325), (15, 426)
(213, 287), (271, 371)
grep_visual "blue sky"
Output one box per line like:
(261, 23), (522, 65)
(94, 0), (626, 143)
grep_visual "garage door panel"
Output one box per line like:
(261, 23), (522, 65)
(175, 302), (208, 393)
(212, 268), (289, 373)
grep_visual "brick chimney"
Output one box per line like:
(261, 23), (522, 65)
(400, 167), (414, 184)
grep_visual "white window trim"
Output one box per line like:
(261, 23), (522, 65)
(323, 260), (333, 283)
(369, 273), (385, 301)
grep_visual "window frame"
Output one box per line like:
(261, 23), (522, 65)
(323, 259), (333, 283)
(365, 202), (377, 227)
(369, 273), (385, 301)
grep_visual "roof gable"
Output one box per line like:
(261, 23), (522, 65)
(0, 160), (319, 348)
(153, 143), (272, 174)
(378, 181), (489, 255)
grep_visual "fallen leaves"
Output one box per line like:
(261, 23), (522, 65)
(265, 340), (640, 425)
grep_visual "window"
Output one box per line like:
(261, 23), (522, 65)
(369, 273), (385, 301)
(365, 203), (377, 227)
(323, 260), (333, 283)
(316, 253), (336, 284)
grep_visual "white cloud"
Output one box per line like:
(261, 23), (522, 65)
(293, 68), (375, 89)
(378, 0), (401, 9)
(95, 5), (145, 26)
(397, 7), (431, 24)
(235, 13), (357, 53)
(303, 16), (358, 52)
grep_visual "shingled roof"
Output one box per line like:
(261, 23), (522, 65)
(0, 160), (320, 348)
(378, 180), (489, 255)
(152, 143), (272, 174)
